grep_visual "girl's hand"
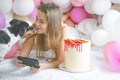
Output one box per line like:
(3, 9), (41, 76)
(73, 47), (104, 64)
(23, 30), (36, 38)
(30, 66), (40, 73)
(16, 58), (25, 68)
(15, 52), (25, 68)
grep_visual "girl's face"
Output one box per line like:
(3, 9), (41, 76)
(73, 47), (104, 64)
(35, 10), (48, 34)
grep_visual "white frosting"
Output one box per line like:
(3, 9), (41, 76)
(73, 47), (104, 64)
(64, 39), (91, 71)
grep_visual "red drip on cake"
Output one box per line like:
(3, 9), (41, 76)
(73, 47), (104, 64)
(64, 39), (88, 52)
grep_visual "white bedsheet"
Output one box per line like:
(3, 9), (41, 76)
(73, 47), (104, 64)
(0, 46), (120, 80)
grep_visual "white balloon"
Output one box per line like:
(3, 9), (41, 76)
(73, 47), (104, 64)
(97, 24), (104, 30)
(92, 0), (111, 15)
(102, 10), (120, 32)
(13, 0), (34, 16)
(112, 16), (120, 40)
(52, 0), (71, 7)
(0, 0), (12, 13)
(110, 0), (120, 4)
(75, 18), (97, 39)
(91, 29), (110, 46)
(71, 0), (84, 7)
(84, 0), (94, 14)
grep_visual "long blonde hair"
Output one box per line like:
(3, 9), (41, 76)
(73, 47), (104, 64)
(36, 3), (63, 58)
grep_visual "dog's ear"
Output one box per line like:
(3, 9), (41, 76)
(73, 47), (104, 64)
(0, 31), (10, 44)
(9, 19), (19, 27)
(7, 26), (19, 37)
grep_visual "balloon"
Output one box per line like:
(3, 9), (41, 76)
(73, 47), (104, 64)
(52, 0), (71, 7)
(112, 16), (120, 41)
(102, 10), (120, 40)
(71, 0), (87, 7)
(4, 42), (19, 59)
(70, 7), (88, 23)
(0, 12), (6, 29)
(103, 41), (115, 62)
(92, 0), (111, 15)
(75, 18), (97, 39)
(108, 41), (120, 71)
(28, 6), (38, 20)
(84, 0), (94, 14)
(34, 0), (41, 6)
(91, 29), (110, 46)
(0, 0), (12, 13)
(13, 0), (34, 16)
(102, 10), (120, 31)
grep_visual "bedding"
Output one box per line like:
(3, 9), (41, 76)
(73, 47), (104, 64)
(0, 46), (119, 80)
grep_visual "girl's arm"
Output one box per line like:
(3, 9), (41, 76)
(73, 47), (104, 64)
(30, 26), (68, 72)
(16, 36), (35, 67)
(39, 26), (68, 69)
(40, 40), (64, 69)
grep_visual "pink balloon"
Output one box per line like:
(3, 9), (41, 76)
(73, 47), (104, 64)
(34, 0), (41, 6)
(70, 7), (88, 23)
(4, 42), (19, 59)
(103, 41), (115, 62)
(0, 12), (6, 29)
(28, 6), (38, 20)
(108, 41), (120, 71)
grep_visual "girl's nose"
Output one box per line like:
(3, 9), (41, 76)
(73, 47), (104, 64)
(36, 22), (40, 26)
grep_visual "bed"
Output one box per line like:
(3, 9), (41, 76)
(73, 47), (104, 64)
(0, 46), (119, 80)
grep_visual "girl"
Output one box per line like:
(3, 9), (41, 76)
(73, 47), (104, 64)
(16, 3), (80, 73)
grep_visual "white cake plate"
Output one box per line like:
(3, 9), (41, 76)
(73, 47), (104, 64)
(58, 63), (93, 73)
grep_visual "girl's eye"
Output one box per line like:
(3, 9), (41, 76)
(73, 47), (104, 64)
(40, 21), (45, 23)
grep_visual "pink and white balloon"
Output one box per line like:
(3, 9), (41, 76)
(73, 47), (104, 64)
(0, 12), (6, 29)
(103, 41), (115, 62)
(0, 0), (12, 14)
(92, 0), (111, 15)
(107, 41), (120, 71)
(13, 0), (34, 16)
(29, 6), (38, 20)
(91, 29), (110, 46)
(34, 0), (41, 6)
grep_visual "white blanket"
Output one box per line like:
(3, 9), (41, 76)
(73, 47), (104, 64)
(0, 46), (120, 80)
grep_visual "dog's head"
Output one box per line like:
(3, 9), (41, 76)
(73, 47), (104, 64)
(8, 19), (34, 37)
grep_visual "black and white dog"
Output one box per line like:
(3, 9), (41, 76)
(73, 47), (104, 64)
(0, 19), (34, 62)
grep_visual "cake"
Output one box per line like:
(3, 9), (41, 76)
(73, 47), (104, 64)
(64, 39), (91, 72)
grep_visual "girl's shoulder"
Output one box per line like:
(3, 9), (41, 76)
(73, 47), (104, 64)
(61, 23), (70, 39)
